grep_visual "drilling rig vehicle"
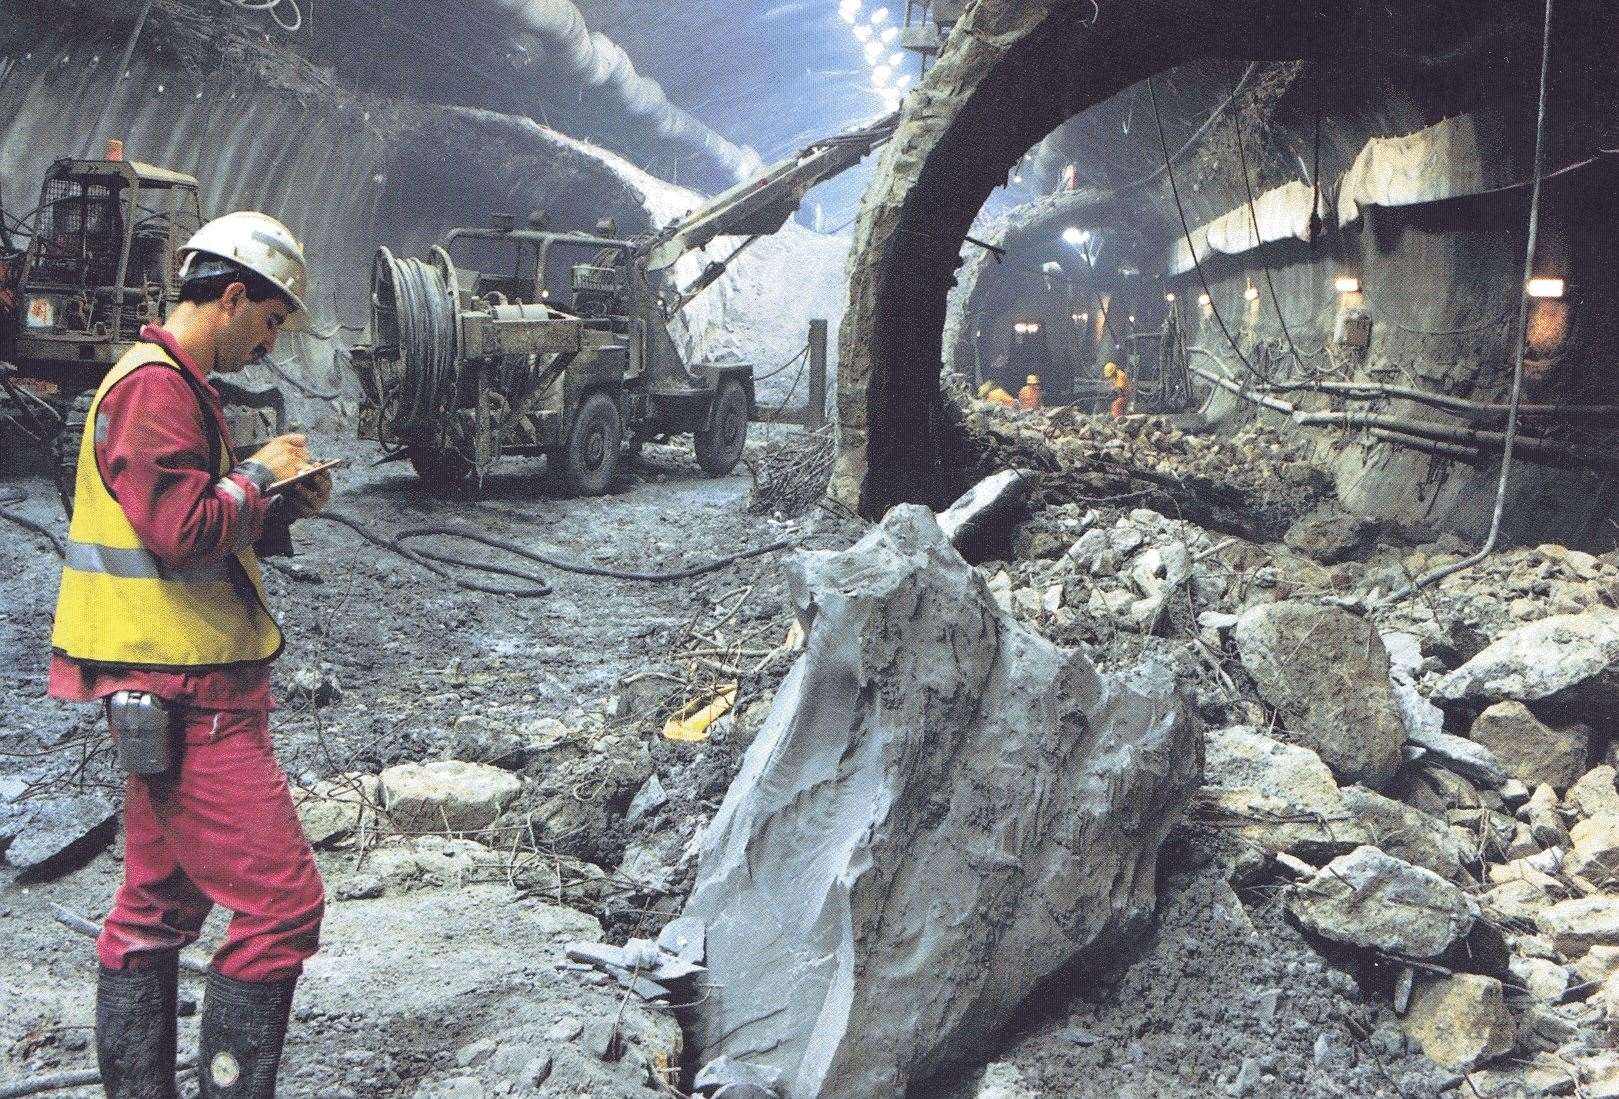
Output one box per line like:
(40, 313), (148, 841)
(351, 113), (897, 496)
(0, 147), (284, 509)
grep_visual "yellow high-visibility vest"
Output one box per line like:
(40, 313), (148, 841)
(51, 342), (283, 670)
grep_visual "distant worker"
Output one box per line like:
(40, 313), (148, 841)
(1018, 373), (1044, 411)
(1104, 361), (1132, 418)
(976, 380), (1016, 408)
(48, 212), (331, 1099)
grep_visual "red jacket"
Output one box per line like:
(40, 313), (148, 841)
(48, 325), (281, 711)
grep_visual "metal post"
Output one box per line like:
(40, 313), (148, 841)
(807, 319), (828, 429)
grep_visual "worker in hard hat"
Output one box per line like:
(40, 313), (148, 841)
(48, 211), (329, 1099)
(1017, 373), (1044, 411)
(1104, 361), (1132, 418)
(976, 380), (1016, 408)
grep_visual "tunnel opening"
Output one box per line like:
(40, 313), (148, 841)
(840, 0), (1619, 552)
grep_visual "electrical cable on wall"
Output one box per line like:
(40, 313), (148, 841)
(1383, 0), (1557, 605)
(1148, 76), (1266, 385)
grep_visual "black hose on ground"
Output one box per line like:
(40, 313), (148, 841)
(310, 510), (794, 597)
(0, 491), (64, 557)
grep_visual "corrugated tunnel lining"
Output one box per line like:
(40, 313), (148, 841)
(833, 0), (1395, 519)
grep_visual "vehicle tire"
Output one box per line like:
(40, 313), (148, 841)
(694, 380), (748, 477)
(53, 391), (93, 518)
(560, 392), (622, 497)
(407, 445), (478, 497)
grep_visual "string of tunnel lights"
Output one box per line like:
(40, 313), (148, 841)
(837, 0), (914, 112)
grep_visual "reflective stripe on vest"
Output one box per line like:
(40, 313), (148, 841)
(50, 342), (284, 671)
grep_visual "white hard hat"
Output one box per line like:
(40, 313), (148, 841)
(178, 211), (309, 331)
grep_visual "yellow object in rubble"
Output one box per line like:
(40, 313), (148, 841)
(663, 683), (738, 742)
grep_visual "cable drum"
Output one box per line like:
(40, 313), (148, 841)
(371, 245), (460, 445)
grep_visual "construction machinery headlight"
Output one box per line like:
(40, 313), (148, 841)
(23, 295), (61, 329)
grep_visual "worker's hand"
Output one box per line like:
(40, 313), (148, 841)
(282, 468), (332, 520)
(248, 434), (310, 482)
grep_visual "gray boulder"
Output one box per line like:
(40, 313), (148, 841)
(1341, 786), (1475, 885)
(0, 777), (118, 880)
(682, 506), (1200, 1099)
(379, 761), (522, 834)
(1234, 602), (1405, 788)
(1434, 609), (1619, 707)
(1470, 702), (1591, 791)
(1202, 727), (1369, 861)
(1285, 846), (1478, 960)
(1284, 507), (1379, 564)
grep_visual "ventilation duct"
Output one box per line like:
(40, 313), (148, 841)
(487, 0), (762, 180)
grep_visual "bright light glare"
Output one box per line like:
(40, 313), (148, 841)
(1061, 226), (1089, 247)
(880, 25), (899, 42)
(870, 6), (890, 23)
(853, 23), (872, 40)
(1334, 276), (1361, 294)
(1198, 293), (1211, 307)
(1527, 277), (1565, 299)
(863, 39), (884, 62)
(895, 74), (913, 90)
(890, 52), (904, 66)
(1244, 285), (1260, 302)
(1164, 292), (1175, 302)
(871, 64), (893, 86)
(839, 6), (859, 23)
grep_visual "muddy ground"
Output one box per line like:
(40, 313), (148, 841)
(0, 424), (847, 1097)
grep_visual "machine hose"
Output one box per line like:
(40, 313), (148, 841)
(0, 490), (64, 557)
(372, 247), (459, 441)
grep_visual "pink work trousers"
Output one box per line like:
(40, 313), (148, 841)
(97, 708), (325, 983)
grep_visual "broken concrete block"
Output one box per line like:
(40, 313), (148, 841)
(1401, 974), (1516, 1072)
(1342, 786), (1475, 885)
(1284, 507), (1378, 564)
(1433, 609), (1619, 707)
(1470, 702), (1591, 791)
(378, 761), (521, 834)
(0, 777), (118, 881)
(936, 469), (1033, 549)
(1233, 602), (1404, 788)
(1507, 955), (1570, 1003)
(1481, 878), (1558, 925)
(1567, 766), (1619, 821)
(1407, 727), (1507, 789)
(1285, 846), (1478, 961)
(682, 506), (1200, 1099)
(1572, 944), (1619, 988)
(1201, 727), (1369, 861)
(1568, 814), (1619, 888)
(1535, 896), (1619, 957)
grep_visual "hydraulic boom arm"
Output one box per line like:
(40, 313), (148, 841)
(638, 111), (899, 273)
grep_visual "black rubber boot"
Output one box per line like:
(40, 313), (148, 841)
(95, 954), (180, 1099)
(197, 969), (297, 1099)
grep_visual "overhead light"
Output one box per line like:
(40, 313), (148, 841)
(889, 51), (905, 66)
(1164, 292), (1175, 302)
(1012, 173), (1023, 184)
(895, 74), (913, 90)
(1198, 293), (1211, 307)
(1072, 313), (1082, 323)
(1527, 277), (1565, 299)
(839, 5), (860, 23)
(880, 25), (898, 42)
(1128, 315), (1137, 324)
(1062, 226), (1089, 247)
(863, 39), (884, 62)
(870, 6), (890, 23)
(871, 64), (893, 86)
(1244, 284), (1260, 302)
(853, 23), (873, 40)
(1334, 275), (1361, 294)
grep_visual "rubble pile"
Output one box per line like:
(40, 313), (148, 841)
(965, 476), (1619, 1096)
(962, 400), (1334, 539)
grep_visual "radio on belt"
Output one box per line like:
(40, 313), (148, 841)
(106, 690), (177, 776)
